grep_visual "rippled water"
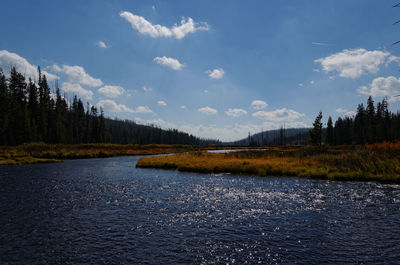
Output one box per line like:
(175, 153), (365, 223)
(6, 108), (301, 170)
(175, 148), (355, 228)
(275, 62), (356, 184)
(1, 156), (400, 264)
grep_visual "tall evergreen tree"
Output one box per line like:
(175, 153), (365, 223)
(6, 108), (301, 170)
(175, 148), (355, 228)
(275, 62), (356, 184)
(310, 111), (323, 147)
(326, 116), (334, 145)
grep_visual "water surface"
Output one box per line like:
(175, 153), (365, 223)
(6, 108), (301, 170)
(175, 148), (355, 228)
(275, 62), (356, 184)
(1, 156), (400, 264)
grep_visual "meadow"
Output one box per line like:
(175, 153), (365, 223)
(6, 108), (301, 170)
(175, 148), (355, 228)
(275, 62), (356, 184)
(0, 142), (209, 165)
(136, 142), (400, 183)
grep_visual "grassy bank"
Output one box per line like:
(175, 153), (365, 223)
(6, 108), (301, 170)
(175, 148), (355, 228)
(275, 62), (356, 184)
(0, 142), (211, 165)
(136, 143), (400, 183)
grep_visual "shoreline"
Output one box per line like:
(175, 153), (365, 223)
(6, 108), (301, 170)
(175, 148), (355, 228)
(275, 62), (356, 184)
(136, 144), (400, 184)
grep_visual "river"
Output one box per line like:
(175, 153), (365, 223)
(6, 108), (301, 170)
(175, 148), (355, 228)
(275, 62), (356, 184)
(1, 156), (400, 264)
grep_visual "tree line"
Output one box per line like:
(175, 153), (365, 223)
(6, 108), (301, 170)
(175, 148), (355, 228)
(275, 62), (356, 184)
(311, 96), (400, 146)
(0, 67), (218, 146)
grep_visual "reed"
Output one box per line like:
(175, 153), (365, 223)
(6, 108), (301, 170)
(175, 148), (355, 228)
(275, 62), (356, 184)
(0, 142), (208, 165)
(136, 143), (400, 183)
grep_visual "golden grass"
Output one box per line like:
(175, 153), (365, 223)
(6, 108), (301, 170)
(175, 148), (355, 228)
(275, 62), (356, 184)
(136, 144), (400, 183)
(0, 142), (211, 165)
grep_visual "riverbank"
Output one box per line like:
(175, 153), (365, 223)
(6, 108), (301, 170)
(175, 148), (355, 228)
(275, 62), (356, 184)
(136, 142), (400, 183)
(0, 143), (215, 165)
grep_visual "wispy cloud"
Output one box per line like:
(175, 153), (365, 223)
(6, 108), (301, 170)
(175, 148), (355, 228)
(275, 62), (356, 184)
(312, 42), (329, 46)
(120, 11), (209, 39)
(143, 86), (152, 92)
(252, 108), (305, 122)
(153, 56), (184, 70)
(157, 100), (167, 106)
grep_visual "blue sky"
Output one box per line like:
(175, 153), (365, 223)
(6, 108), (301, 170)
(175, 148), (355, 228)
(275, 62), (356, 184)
(1, 0), (400, 141)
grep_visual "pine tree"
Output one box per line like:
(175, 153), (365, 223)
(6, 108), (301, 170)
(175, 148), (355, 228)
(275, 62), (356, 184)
(326, 116), (334, 145)
(310, 111), (323, 147)
(366, 96), (376, 143)
(354, 103), (366, 144)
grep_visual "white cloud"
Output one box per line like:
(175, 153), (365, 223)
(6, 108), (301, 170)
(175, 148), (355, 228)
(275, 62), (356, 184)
(251, 100), (268, 110)
(179, 121), (309, 142)
(310, 80), (315, 85)
(336, 108), (347, 113)
(62, 82), (94, 100)
(198, 106), (217, 115)
(225, 108), (248, 118)
(134, 106), (153, 113)
(51, 64), (103, 87)
(0, 50), (58, 81)
(313, 69), (320, 73)
(315, 48), (397, 79)
(153, 56), (184, 70)
(358, 76), (400, 102)
(180, 105), (186, 109)
(98, 85), (124, 98)
(252, 108), (305, 122)
(97, 99), (134, 113)
(206, 68), (224, 79)
(151, 5), (156, 11)
(336, 108), (356, 117)
(298, 83), (303, 87)
(157, 100), (167, 106)
(96, 41), (109, 49)
(143, 86), (152, 92)
(204, 89), (208, 93)
(120, 11), (209, 39)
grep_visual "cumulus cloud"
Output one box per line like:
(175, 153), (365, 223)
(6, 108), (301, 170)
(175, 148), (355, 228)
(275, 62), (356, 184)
(206, 68), (224, 79)
(225, 108), (247, 118)
(251, 100), (268, 110)
(315, 48), (398, 79)
(157, 100), (167, 106)
(0, 50), (58, 81)
(358, 76), (400, 102)
(51, 64), (103, 87)
(153, 56), (184, 70)
(336, 108), (356, 117)
(134, 106), (153, 113)
(98, 85), (124, 98)
(96, 41), (109, 49)
(97, 99), (134, 113)
(252, 108), (305, 122)
(198, 106), (217, 115)
(62, 82), (94, 100)
(120, 11), (209, 39)
(179, 121), (309, 142)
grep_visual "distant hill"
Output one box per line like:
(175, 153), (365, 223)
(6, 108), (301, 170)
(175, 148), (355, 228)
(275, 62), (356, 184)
(105, 118), (221, 145)
(228, 128), (311, 146)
